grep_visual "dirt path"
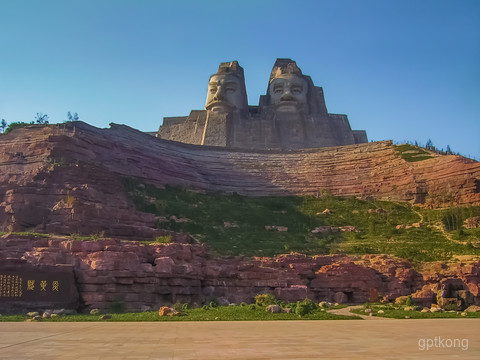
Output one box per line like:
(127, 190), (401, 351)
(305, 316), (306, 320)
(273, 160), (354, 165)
(411, 207), (469, 245)
(328, 305), (390, 320)
(412, 207), (424, 225)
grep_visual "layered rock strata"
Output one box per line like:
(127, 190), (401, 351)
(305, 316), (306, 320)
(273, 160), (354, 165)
(0, 122), (479, 237)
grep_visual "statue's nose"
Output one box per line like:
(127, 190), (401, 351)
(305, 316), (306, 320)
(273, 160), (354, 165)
(214, 88), (224, 101)
(280, 91), (294, 101)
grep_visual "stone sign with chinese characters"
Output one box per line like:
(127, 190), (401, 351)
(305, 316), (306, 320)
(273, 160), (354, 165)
(0, 261), (78, 313)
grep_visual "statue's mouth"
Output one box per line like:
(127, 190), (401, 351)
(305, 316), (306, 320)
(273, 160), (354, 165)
(206, 101), (235, 112)
(275, 100), (299, 111)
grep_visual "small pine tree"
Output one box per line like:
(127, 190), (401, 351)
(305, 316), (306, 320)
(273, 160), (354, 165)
(425, 139), (434, 150)
(0, 119), (7, 133)
(66, 111), (79, 122)
(446, 145), (453, 155)
(34, 113), (49, 124)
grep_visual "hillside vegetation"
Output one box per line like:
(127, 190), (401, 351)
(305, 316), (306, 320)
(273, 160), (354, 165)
(124, 178), (480, 262)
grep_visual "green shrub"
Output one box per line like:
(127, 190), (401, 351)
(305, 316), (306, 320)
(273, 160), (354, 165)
(3, 122), (33, 135)
(294, 298), (318, 316)
(405, 295), (413, 307)
(209, 300), (218, 308)
(255, 293), (277, 307)
(172, 302), (190, 312)
(155, 235), (172, 244)
(443, 303), (460, 311)
(295, 304), (307, 316)
(202, 305), (209, 311)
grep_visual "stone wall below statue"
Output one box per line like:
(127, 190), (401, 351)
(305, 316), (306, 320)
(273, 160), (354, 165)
(1, 234), (479, 313)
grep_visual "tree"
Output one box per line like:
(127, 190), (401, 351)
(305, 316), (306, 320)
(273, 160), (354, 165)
(66, 111), (79, 122)
(34, 113), (49, 124)
(446, 145), (453, 155)
(0, 119), (7, 133)
(425, 139), (434, 150)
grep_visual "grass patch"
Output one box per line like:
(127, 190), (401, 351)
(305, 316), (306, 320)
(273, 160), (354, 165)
(0, 315), (29, 322)
(122, 178), (480, 262)
(395, 144), (435, 162)
(350, 304), (480, 319)
(0, 306), (360, 322)
(0, 231), (50, 238)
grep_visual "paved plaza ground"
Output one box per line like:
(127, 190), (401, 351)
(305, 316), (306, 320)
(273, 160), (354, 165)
(0, 319), (479, 359)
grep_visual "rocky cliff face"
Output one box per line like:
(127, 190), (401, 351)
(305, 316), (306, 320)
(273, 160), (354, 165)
(0, 122), (479, 237)
(1, 235), (478, 312)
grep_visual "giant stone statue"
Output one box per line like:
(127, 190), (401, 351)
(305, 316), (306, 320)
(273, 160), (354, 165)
(157, 58), (367, 148)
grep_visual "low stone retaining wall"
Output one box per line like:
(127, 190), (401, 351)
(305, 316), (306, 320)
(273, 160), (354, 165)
(0, 235), (479, 312)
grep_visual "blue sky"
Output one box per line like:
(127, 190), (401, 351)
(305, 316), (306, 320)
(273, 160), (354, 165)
(1, 0), (479, 158)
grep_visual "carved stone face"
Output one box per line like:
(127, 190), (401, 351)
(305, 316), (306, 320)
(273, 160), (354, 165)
(269, 73), (308, 112)
(205, 74), (244, 113)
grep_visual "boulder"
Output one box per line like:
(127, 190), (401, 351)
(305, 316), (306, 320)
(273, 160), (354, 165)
(265, 305), (283, 313)
(158, 306), (178, 316)
(319, 301), (332, 308)
(311, 226), (338, 234)
(395, 296), (409, 305)
(265, 225), (288, 232)
(465, 305), (480, 313)
(339, 226), (359, 232)
(42, 311), (52, 319)
(223, 222), (239, 228)
(464, 216), (480, 229)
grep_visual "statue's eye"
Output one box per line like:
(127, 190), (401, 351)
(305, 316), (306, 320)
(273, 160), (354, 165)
(274, 87), (283, 94)
(291, 86), (302, 94)
(226, 87), (236, 92)
(209, 87), (217, 93)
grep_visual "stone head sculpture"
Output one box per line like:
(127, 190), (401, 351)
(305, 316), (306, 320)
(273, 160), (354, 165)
(268, 59), (308, 113)
(205, 61), (248, 115)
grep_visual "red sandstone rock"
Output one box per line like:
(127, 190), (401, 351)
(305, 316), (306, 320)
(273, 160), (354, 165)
(265, 225), (288, 232)
(311, 226), (339, 234)
(1, 236), (480, 312)
(154, 257), (175, 274)
(1, 123), (478, 238)
(464, 216), (480, 229)
(339, 226), (359, 232)
(158, 306), (178, 316)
